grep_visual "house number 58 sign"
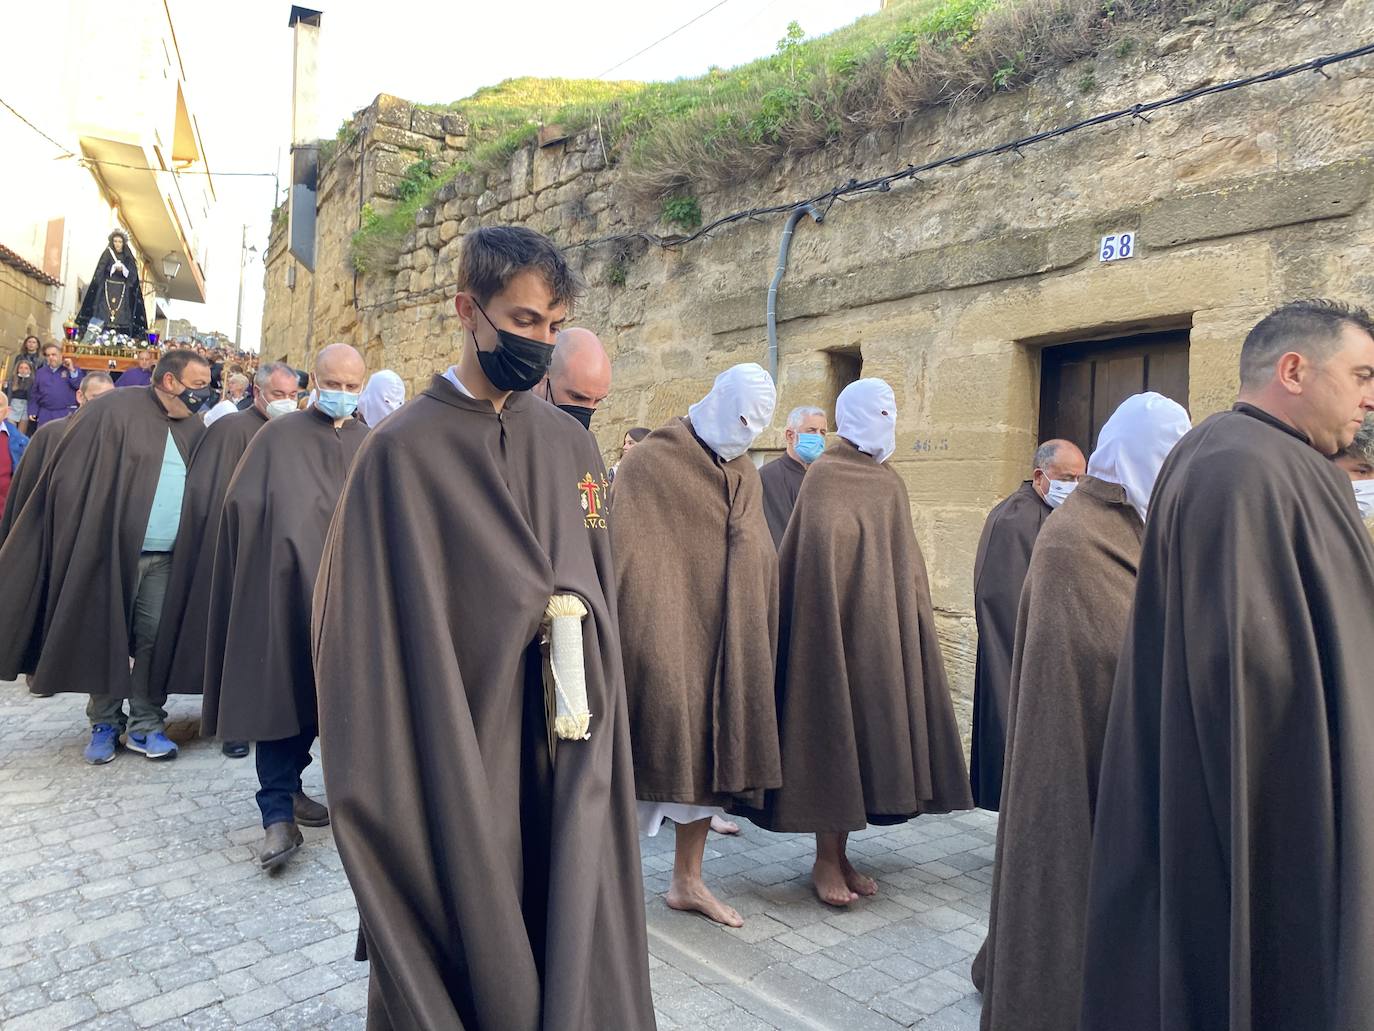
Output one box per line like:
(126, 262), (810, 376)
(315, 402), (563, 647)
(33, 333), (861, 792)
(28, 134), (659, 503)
(1099, 232), (1136, 262)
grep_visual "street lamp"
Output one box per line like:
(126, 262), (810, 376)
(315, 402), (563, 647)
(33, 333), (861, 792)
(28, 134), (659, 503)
(235, 225), (258, 350)
(161, 253), (182, 281)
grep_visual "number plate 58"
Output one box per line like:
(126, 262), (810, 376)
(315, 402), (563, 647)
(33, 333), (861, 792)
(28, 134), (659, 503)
(1099, 232), (1136, 263)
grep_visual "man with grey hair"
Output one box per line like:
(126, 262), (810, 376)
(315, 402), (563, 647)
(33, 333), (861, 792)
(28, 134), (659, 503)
(538, 326), (611, 429)
(1081, 299), (1374, 1028)
(970, 437), (1084, 810)
(760, 404), (829, 548)
(203, 345), (368, 868)
(149, 362), (301, 758)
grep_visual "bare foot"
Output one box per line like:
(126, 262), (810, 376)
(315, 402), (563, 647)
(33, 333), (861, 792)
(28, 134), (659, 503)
(813, 858), (858, 907)
(840, 855), (878, 897)
(666, 877), (744, 927)
(710, 815), (740, 835)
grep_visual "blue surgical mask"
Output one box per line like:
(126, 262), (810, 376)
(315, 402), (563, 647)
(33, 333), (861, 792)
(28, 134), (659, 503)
(316, 389), (359, 420)
(795, 432), (825, 464)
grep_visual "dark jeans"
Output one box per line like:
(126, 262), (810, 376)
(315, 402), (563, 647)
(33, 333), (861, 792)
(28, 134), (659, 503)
(87, 552), (172, 734)
(255, 727), (317, 828)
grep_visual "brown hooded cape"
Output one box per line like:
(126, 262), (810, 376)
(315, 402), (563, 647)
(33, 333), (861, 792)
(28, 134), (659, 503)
(759, 452), (806, 549)
(1080, 404), (1374, 1031)
(971, 476), (1141, 1031)
(312, 377), (654, 1031)
(202, 407), (366, 741)
(750, 440), (972, 832)
(0, 415), (70, 546)
(0, 387), (202, 694)
(612, 416), (781, 809)
(969, 481), (1048, 811)
(149, 406), (268, 698)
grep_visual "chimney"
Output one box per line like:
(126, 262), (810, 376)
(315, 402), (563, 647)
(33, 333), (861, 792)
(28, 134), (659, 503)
(287, 6), (323, 270)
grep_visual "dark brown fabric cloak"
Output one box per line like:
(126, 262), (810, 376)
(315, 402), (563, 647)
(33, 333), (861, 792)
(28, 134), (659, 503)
(612, 416), (781, 809)
(312, 376), (654, 1031)
(969, 481), (1048, 811)
(0, 415), (70, 546)
(749, 439), (973, 832)
(1080, 404), (1374, 1031)
(0, 388), (202, 694)
(202, 407), (366, 741)
(971, 476), (1141, 1031)
(149, 406), (268, 698)
(759, 452), (806, 549)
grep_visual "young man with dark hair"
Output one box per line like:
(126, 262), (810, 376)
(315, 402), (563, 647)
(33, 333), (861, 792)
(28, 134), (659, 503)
(1080, 299), (1374, 1029)
(313, 226), (655, 1028)
(0, 348), (212, 762)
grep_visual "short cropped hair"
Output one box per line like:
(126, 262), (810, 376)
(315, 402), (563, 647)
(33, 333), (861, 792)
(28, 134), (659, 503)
(1033, 441), (1064, 472)
(80, 372), (114, 394)
(1240, 299), (1374, 389)
(1340, 415), (1374, 464)
(786, 405), (826, 431)
(457, 226), (583, 308)
(254, 361), (295, 391)
(152, 348), (210, 385)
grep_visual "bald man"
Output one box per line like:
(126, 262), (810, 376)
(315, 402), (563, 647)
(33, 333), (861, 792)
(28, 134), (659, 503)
(202, 344), (369, 870)
(539, 326), (611, 429)
(970, 438), (1085, 810)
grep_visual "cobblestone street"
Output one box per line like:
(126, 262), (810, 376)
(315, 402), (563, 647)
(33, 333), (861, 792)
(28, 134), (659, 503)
(0, 685), (996, 1030)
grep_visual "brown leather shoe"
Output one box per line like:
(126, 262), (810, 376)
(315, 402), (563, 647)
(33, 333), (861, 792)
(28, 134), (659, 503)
(259, 821), (303, 870)
(292, 791), (330, 828)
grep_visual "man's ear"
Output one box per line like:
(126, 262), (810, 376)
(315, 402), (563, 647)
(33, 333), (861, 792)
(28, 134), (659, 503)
(1275, 351), (1306, 395)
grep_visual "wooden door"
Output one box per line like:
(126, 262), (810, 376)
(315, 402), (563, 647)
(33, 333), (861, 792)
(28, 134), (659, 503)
(1038, 329), (1190, 455)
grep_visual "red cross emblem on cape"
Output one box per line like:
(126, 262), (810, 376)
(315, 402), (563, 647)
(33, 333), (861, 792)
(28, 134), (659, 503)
(578, 473), (606, 528)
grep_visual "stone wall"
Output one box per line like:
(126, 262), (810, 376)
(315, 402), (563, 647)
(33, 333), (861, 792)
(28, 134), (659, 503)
(261, 0), (1374, 731)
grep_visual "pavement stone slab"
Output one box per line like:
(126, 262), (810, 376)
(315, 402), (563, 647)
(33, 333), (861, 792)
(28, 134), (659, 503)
(0, 686), (997, 1029)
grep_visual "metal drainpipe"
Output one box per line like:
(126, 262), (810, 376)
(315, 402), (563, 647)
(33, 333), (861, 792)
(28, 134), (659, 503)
(766, 202), (825, 384)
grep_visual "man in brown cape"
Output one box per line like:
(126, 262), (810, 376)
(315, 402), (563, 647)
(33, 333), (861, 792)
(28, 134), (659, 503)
(614, 362), (781, 928)
(972, 393), (1189, 1031)
(1080, 299), (1374, 1031)
(313, 227), (654, 1030)
(751, 378), (972, 906)
(759, 404), (828, 547)
(149, 362), (301, 759)
(0, 351), (212, 763)
(202, 345), (367, 870)
(969, 438), (1084, 810)
(0, 371), (114, 547)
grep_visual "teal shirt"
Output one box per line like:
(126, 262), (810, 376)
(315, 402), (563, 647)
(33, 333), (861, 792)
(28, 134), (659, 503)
(141, 432), (187, 552)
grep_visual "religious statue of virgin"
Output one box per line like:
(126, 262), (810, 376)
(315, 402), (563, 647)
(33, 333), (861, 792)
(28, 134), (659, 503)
(75, 230), (149, 340)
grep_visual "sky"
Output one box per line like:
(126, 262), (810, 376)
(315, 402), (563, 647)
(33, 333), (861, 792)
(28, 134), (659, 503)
(164, 0), (880, 350)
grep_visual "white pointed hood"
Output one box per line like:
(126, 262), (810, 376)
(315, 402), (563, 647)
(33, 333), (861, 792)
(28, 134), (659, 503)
(687, 363), (776, 461)
(1088, 391), (1191, 521)
(836, 378), (898, 464)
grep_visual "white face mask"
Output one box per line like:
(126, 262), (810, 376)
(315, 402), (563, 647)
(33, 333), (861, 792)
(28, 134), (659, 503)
(1045, 479), (1078, 509)
(265, 398), (296, 420)
(1354, 479), (1374, 520)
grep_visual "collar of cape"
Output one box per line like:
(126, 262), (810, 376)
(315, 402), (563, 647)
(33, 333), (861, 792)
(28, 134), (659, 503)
(1232, 401), (1311, 446)
(423, 372), (535, 415)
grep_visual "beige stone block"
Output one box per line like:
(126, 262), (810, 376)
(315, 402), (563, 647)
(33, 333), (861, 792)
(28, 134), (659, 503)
(438, 220), (460, 244)
(532, 143), (563, 194)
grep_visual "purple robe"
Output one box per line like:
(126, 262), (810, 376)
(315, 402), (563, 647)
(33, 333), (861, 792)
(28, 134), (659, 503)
(117, 367), (152, 388)
(30, 365), (84, 426)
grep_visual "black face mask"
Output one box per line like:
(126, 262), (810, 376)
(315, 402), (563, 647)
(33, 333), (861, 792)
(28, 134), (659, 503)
(173, 378), (217, 411)
(472, 300), (554, 393)
(543, 382), (595, 429)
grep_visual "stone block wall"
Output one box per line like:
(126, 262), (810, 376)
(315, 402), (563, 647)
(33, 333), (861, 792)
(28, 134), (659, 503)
(260, 0), (1374, 731)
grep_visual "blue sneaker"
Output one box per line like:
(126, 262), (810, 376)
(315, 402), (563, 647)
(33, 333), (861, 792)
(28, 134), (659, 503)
(84, 724), (119, 765)
(126, 730), (178, 760)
